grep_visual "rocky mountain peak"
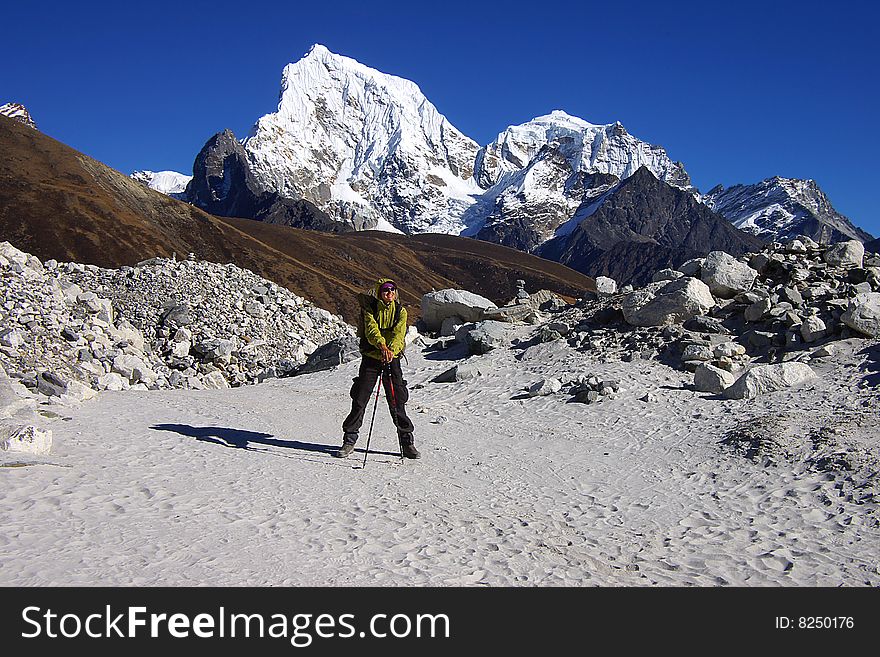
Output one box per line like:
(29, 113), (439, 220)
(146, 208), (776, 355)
(241, 45), (481, 234)
(0, 102), (36, 129)
(704, 176), (872, 244)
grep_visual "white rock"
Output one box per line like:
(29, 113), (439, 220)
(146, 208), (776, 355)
(433, 363), (482, 383)
(421, 289), (497, 332)
(170, 340), (191, 358)
(109, 318), (145, 352)
(700, 251), (758, 298)
(111, 354), (156, 384)
(202, 370), (230, 389)
(693, 363), (736, 393)
(785, 239), (807, 253)
(0, 241), (31, 267)
(811, 344), (835, 358)
(0, 328), (25, 349)
(800, 315), (827, 343)
(841, 292), (880, 337)
(527, 378), (562, 397)
(723, 363), (818, 399)
(823, 240), (865, 267)
(623, 277), (715, 327)
(595, 276), (617, 296)
(0, 424), (53, 455)
(97, 372), (126, 391)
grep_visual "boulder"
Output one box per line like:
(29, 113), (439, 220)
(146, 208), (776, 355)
(202, 370), (230, 389)
(432, 363), (482, 383)
(109, 318), (146, 352)
(527, 378), (562, 397)
(693, 363), (736, 394)
(682, 316), (729, 334)
(0, 424), (52, 455)
(296, 334), (360, 375)
(421, 289), (497, 332)
(622, 277), (715, 327)
(111, 354), (158, 385)
(713, 342), (746, 358)
(681, 344), (713, 361)
(595, 276), (617, 296)
(439, 315), (464, 337)
(800, 315), (827, 343)
(160, 303), (192, 329)
(652, 269), (684, 283)
(193, 338), (235, 363)
(481, 304), (534, 323)
(744, 297), (771, 322)
(723, 362), (818, 400)
(677, 258), (704, 277)
(840, 292), (880, 337)
(823, 240), (865, 268)
(463, 320), (508, 354)
(700, 251), (758, 298)
(0, 328), (25, 349)
(0, 366), (36, 419)
(36, 371), (97, 401)
(97, 372), (126, 391)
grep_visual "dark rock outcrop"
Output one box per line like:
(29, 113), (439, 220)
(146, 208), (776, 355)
(538, 167), (764, 287)
(185, 130), (347, 232)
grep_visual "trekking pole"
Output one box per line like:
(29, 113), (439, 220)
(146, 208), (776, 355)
(361, 371), (384, 469)
(384, 363), (404, 460)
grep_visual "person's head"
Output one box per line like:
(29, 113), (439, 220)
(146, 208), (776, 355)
(378, 280), (397, 302)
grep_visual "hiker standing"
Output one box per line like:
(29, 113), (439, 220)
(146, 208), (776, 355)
(337, 278), (420, 459)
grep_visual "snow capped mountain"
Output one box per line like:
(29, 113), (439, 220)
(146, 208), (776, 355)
(704, 177), (872, 244)
(161, 46), (872, 258)
(461, 111), (694, 250)
(131, 170), (192, 199)
(474, 110), (692, 191)
(0, 102), (36, 129)
(241, 44), (481, 234)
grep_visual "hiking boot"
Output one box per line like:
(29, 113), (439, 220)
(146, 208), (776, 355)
(335, 442), (356, 458)
(400, 442), (421, 459)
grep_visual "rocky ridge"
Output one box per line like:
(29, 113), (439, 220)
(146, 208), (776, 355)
(704, 177), (872, 245)
(0, 242), (354, 404)
(530, 237), (879, 378)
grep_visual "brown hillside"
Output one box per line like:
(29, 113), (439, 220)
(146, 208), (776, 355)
(0, 115), (594, 322)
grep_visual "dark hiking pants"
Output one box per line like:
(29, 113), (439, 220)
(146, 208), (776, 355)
(342, 356), (415, 445)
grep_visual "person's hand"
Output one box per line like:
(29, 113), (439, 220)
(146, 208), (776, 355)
(381, 345), (394, 363)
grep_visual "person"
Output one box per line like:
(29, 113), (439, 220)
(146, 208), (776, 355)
(337, 278), (420, 459)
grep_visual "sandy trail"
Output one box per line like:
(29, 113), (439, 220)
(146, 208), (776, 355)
(2, 328), (878, 586)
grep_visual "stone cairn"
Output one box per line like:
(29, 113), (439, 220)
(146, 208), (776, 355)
(0, 242), (354, 402)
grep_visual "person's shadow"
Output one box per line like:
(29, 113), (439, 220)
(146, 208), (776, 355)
(150, 424), (399, 458)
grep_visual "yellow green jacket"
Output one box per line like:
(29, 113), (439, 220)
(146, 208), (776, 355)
(358, 278), (408, 361)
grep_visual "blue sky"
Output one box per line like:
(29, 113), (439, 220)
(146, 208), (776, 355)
(3, 0), (878, 236)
